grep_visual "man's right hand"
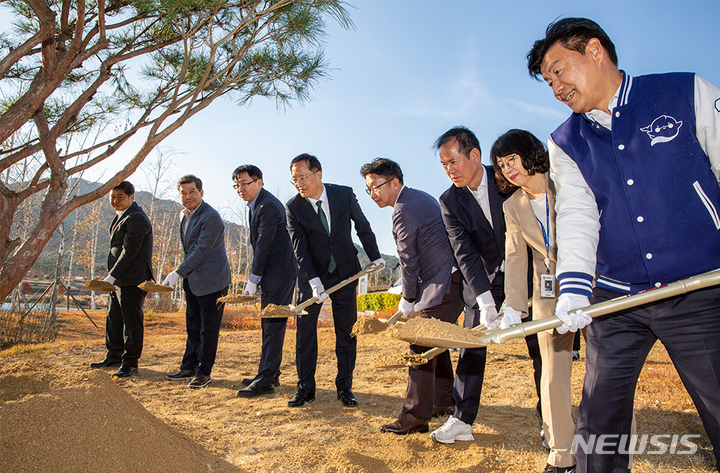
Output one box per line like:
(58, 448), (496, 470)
(555, 293), (592, 334)
(309, 277), (329, 304)
(398, 297), (415, 319)
(476, 290), (500, 329)
(162, 271), (180, 287)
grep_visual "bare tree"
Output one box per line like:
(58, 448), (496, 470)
(0, 0), (353, 302)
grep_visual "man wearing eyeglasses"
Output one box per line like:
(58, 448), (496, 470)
(232, 165), (296, 398)
(285, 153), (384, 408)
(360, 157), (464, 435)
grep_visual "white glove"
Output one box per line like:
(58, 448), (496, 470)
(476, 290), (500, 329)
(500, 306), (523, 330)
(309, 277), (329, 304)
(162, 271), (180, 287)
(243, 281), (257, 296)
(372, 257), (386, 269)
(398, 297), (415, 319)
(555, 293), (592, 334)
(103, 275), (116, 284)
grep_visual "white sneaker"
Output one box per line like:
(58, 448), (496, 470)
(429, 416), (474, 444)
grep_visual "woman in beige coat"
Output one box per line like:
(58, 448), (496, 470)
(490, 129), (576, 473)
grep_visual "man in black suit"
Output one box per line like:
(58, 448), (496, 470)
(90, 181), (153, 379)
(285, 153), (383, 407)
(431, 126), (542, 444)
(232, 165), (296, 398)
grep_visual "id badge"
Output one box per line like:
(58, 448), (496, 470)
(540, 273), (556, 298)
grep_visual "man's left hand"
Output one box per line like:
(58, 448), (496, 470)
(103, 275), (116, 285)
(372, 258), (385, 269)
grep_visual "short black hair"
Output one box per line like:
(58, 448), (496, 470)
(433, 126), (481, 159)
(177, 174), (202, 191)
(490, 129), (549, 194)
(359, 158), (404, 185)
(232, 165), (263, 181)
(527, 17), (618, 80)
(290, 153), (322, 173)
(113, 181), (135, 196)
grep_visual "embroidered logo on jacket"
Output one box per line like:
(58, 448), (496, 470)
(640, 115), (683, 146)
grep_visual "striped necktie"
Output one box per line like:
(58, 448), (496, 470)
(316, 201), (336, 273)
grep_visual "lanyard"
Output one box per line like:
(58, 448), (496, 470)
(534, 193), (551, 273)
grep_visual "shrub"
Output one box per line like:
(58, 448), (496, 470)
(357, 293), (401, 311)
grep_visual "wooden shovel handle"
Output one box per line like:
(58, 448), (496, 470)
(477, 269), (720, 347)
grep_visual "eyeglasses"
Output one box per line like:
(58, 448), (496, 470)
(496, 154), (518, 171)
(365, 178), (394, 195)
(233, 178), (259, 190)
(290, 170), (318, 186)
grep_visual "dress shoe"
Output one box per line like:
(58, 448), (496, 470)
(337, 389), (358, 407)
(432, 405), (455, 417)
(242, 377), (280, 387)
(236, 382), (275, 398)
(166, 369), (196, 380)
(111, 365), (138, 378)
(287, 389), (315, 407)
(380, 413), (429, 435)
(188, 373), (211, 388)
(89, 358), (122, 368)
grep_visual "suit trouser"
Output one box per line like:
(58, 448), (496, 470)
(577, 285), (720, 473)
(536, 308), (576, 468)
(296, 272), (357, 393)
(453, 283), (503, 425)
(180, 281), (228, 376)
(252, 283), (295, 386)
(403, 271), (466, 420)
(106, 285), (146, 367)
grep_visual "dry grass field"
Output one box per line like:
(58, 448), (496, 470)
(0, 308), (716, 472)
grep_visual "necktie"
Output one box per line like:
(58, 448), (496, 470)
(316, 201), (336, 273)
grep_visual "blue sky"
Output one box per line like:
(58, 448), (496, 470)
(118, 1), (720, 255)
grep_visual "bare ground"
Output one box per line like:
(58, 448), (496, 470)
(0, 308), (716, 473)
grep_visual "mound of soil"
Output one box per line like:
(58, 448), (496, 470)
(0, 360), (241, 473)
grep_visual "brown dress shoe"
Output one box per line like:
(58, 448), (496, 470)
(432, 405), (455, 417)
(380, 413), (429, 435)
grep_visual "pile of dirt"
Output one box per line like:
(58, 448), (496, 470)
(351, 316), (389, 336)
(392, 317), (480, 344)
(371, 353), (428, 368)
(259, 303), (294, 318)
(84, 279), (116, 292)
(137, 281), (173, 293)
(0, 360), (242, 473)
(217, 294), (258, 304)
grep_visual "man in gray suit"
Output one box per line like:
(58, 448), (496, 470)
(163, 175), (232, 389)
(361, 158), (465, 435)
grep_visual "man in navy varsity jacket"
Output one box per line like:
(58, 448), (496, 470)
(528, 18), (720, 473)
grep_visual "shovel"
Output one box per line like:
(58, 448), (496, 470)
(394, 269), (720, 349)
(260, 262), (385, 318)
(372, 312), (504, 368)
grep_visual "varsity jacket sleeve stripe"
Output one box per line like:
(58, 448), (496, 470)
(694, 74), (720, 181)
(548, 135), (600, 298)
